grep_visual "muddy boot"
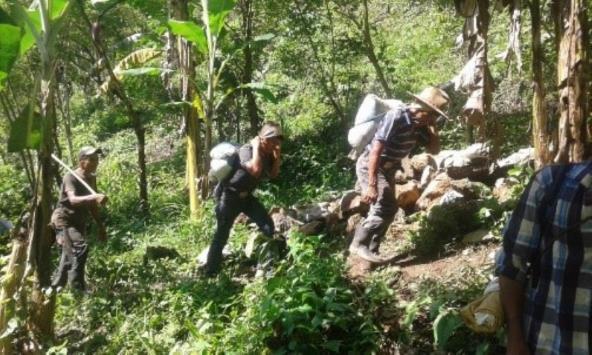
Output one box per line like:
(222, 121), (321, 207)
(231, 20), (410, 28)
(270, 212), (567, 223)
(349, 227), (385, 264)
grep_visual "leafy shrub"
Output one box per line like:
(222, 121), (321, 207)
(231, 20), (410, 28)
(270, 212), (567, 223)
(408, 201), (492, 257)
(219, 232), (383, 353)
(396, 267), (504, 353)
(0, 165), (29, 223)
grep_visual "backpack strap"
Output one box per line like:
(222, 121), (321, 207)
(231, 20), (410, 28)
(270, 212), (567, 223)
(354, 111), (387, 126)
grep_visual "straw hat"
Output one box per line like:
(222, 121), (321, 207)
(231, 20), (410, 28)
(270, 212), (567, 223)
(410, 86), (450, 120)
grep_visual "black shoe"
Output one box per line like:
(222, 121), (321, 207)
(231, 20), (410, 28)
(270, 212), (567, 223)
(196, 264), (218, 278)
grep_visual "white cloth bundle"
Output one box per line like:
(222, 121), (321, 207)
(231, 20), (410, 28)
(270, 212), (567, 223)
(209, 142), (239, 182)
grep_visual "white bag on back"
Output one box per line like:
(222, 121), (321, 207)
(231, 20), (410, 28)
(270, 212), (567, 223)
(210, 142), (239, 160)
(348, 94), (405, 159)
(209, 142), (239, 182)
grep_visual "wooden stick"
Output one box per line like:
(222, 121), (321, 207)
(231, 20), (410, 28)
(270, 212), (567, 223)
(50, 153), (97, 195)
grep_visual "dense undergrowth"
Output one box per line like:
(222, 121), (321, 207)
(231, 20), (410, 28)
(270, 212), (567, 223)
(0, 95), (532, 353)
(35, 120), (529, 353)
(0, 0), (539, 351)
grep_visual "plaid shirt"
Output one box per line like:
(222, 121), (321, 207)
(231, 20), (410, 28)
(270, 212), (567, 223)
(496, 162), (592, 355)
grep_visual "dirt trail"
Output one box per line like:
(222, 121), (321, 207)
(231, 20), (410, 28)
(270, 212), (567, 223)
(398, 243), (497, 282)
(346, 219), (499, 282)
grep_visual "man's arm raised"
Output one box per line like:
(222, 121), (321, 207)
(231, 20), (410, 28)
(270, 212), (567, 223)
(244, 137), (264, 178)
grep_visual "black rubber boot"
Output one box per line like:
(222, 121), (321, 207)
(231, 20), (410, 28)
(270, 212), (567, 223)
(349, 226), (385, 263)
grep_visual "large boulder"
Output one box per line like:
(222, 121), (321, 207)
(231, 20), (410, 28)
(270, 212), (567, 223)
(497, 147), (534, 169)
(420, 165), (436, 190)
(435, 144), (490, 168)
(415, 173), (490, 210)
(269, 200), (344, 236)
(298, 220), (325, 235)
(395, 180), (421, 212)
(436, 143), (491, 182)
(492, 147), (534, 179)
(410, 153), (437, 179)
(340, 190), (368, 217)
(291, 202), (331, 223)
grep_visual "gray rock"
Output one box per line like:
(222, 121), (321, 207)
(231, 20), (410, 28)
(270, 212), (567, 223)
(439, 190), (465, 206)
(420, 166), (435, 190)
(497, 148), (534, 168)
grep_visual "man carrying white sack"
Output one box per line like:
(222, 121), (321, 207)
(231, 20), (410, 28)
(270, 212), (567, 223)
(349, 87), (450, 263)
(204, 122), (283, 276)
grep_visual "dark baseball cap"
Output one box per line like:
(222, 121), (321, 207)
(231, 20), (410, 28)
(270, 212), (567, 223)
(78, 146), (103, 160)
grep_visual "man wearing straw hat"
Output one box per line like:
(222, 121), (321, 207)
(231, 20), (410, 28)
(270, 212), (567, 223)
(51, 146), (108, 291)
(349, 86), (450, 263)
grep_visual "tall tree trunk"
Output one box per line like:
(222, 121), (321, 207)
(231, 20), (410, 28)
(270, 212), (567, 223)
(171, 0), (203, 218)
(530, 0), (553, 167)
(361, 0), (392, 97)
(134, 122), (149, 212)
(56, 79), (75, 165)
(239, 0), (261, 136)
(78, 1), (150, 214)
(293, 1), (345, 121)
(235, 95), (241, 142)
(554, 0), (589, 163)
(477, 0), (497, 158)
(551, 0), (562, 52)
(202, 0), (215, 199)
(27, 55), (58, 343)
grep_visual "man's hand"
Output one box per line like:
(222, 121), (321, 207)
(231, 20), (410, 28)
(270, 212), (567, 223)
(250, 136), (261, 151)
(362, 185), (378, 205)
(94, 193), (108, 206)
(272, 143), (281, 160)
(97, 225), (108, 242)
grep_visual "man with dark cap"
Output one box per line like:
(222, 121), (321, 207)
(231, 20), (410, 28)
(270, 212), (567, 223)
(204, 121), (283, 276)
(349, 86), (450, 263)
(51, 146), (108, 291)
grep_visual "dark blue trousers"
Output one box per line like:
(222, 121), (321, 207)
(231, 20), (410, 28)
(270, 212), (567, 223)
(205, 189), (274, 274)
(52, 226), (88, 290)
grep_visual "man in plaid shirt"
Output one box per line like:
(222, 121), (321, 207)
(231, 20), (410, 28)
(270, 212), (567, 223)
(496, 163), (592, 354)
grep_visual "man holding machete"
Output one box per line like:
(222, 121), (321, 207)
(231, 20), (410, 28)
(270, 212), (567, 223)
(51, 146), (108, 292)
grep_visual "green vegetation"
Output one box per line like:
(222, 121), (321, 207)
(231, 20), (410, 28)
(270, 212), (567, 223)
(0, 0), (574, 352)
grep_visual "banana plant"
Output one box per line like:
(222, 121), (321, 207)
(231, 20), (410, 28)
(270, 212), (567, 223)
(168, 0), (275, 216)
(0, 0), (72, 347)
(169, 0), (237, 197)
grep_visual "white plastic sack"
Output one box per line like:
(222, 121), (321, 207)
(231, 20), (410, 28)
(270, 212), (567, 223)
(210, 142), (238, 160)
(209, 158), (233, 182)
(348, 121), (378, 148)
(208, 142), (239, 182)
(380, 99), (405, 112)
(354, 94), (381, 125)
(348, 95), (405, 159)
